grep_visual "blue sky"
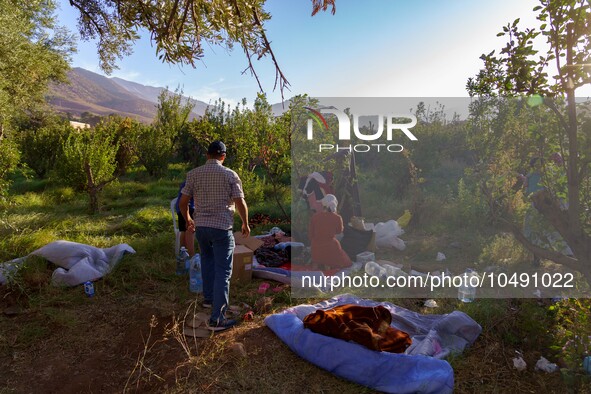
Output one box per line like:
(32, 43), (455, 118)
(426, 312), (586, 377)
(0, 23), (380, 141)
(57, 0), (568, 106)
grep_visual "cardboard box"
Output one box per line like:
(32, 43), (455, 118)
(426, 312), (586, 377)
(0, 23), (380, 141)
(232, 244), (254, 284)
(234, 232), (264, 251)
(231, 232), (264, 284)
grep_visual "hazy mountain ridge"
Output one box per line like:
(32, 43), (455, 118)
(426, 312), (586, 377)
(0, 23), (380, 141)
(110, 76), (210, 116)
(47, 68), (208, 123)
(48, 67), (289, 123)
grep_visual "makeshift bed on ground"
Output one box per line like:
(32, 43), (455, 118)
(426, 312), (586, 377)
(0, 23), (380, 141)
(251, 229), (364, 284)
(252, 260), (363, 286)
(0, 240), (135, 286)
(251, 230), (301, 284)
(265, 294), (482, 394)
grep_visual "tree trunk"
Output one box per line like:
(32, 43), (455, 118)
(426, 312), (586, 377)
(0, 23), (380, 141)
(84, 161), (99, 213)
(529, 190), (591, 281)
(84, 161), (116, 214)
(89, 189), (99, 214)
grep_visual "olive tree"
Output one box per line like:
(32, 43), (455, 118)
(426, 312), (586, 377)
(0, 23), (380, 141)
(65, 0), (336, 99)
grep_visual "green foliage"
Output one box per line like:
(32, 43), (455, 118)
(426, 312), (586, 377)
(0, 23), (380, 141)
(96, 115), (140, 176)
(466, 1), (591, 277)
(479, 233), (530, 267)
(131, 90), (194, 177)
(46, 186), (76, 204)
(17, 118), (72, 178)
(132, 124), (173, 177)
(454, 178), (489, 226)
(57, 126), (119, 212)
(63, 0), (335, 95)
(58, 128), (118, 191)
(0, 0), (75, 134)
(155, 88), (194, 144)
(467, 3), (591, 97)
(550, 298), (591, 373)
(189, 95), (291, 211)
(0, 137), (20, 197)
(79, 112), (102, 127)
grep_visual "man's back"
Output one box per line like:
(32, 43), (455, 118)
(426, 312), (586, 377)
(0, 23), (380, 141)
(183, 159), (244, 230)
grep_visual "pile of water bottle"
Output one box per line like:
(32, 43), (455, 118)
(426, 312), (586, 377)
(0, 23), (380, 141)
(177, 246), (203, 293)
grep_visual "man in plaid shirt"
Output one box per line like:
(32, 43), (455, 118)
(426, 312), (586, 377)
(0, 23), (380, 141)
(179, 141), (250, 331)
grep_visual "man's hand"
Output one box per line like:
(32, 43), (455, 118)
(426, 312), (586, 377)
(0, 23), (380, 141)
(187, 218), (195, 233)
(241, 222), (250, 238)
(179, 193), (195, 233)
(234, 197), (250, 238)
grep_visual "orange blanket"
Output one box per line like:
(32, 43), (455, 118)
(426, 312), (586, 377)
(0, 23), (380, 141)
(303, 304), (412, 353)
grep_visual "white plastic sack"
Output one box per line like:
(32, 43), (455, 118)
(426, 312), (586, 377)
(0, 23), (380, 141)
(31, 241), (110, 270)
(391, 237), (406, 251)
(374, 220), (406, 250)
(52, 257), (103, 286)
(513, 357), (527, 371)
(0, 240), (135, 287)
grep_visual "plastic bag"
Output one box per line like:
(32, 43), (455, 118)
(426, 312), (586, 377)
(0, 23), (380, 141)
(374, 220), (406, 250)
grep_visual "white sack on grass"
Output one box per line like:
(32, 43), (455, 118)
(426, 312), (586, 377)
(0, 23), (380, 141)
(30, 241), (110, 270)
(374, 220), (406, 250)
(1, 240), (135, 287)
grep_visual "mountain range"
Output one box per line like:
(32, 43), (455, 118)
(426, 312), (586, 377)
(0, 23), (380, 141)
(47, 68), (208, 123)
(47, 67), (288, 124)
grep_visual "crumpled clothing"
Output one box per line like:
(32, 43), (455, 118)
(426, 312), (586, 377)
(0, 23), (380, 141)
(255, 248), (289, 268)
(303, 304), (412, 353)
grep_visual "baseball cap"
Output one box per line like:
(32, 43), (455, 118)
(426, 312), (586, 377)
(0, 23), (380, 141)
(207, 140), (226, 155)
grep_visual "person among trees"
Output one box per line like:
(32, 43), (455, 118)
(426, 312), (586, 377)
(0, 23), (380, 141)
(179, 141), (250, 331)
(175, 181), (195, 256)
(308, 194), (352, 270)
(524, 157), (544, 196)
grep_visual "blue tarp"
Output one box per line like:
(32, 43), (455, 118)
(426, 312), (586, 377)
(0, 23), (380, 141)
(265, 294), (482, 394)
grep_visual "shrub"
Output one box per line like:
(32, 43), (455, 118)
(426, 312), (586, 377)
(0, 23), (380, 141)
(0, 136), (20, 197)
(18, 120), (71, 178)
(550, 299), (591, 375)
(478, 233), (530, 267)
(457, 178), (488, 222)
(95, 116), (139, 176)
(132, 124), (173, 177)
(57, 126), (119, 212)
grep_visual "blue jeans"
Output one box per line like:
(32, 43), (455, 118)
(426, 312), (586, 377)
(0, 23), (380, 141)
(195, 227), (234, 323)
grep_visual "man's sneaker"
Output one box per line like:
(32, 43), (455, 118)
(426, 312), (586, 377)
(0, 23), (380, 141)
(202, 300), (212, 309)
(207, 318), (237, 332)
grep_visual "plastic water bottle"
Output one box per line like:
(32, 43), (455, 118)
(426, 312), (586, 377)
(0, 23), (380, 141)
(84, 281), (95, 297)
(177, 246), (189, 275)
(365, 261), (386, 278)
(189, 254), (203, 293)
(458, 269), (478, 303)
(383, 264), (401, 277)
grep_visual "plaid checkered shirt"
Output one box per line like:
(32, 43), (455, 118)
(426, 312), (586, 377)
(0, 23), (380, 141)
(181, 159), (245, 230)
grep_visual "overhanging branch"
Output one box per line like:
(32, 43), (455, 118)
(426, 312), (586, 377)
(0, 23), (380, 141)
(506, 220), (581, 272)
